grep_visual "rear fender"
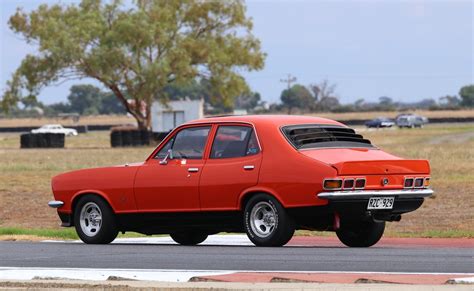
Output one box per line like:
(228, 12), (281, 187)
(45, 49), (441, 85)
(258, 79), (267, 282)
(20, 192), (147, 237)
(238, 187), (285, 210)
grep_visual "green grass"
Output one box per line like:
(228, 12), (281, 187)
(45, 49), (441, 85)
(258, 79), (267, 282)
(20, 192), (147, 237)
(0, 227), (152, 240)
(0, 227), (79, 240)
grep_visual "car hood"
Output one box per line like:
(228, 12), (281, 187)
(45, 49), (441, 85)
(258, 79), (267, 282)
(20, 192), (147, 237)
(300, 148), (430, 175)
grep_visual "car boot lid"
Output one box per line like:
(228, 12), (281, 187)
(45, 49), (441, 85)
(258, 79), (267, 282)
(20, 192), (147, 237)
(300, 148), (430, 175)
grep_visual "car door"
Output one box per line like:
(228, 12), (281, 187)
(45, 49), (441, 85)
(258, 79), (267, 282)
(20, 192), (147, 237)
(199, 124), (262, 210)
(133, 125), (211, 212)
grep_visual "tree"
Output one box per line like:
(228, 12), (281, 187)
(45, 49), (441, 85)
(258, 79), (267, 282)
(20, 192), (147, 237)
(459, 85), (474, 107)
(280, 84), (314, 113)
(235, 91), (261, 110)
(309, 79), (339, 111)
(100, 92), (126, 114)
(163, 79), (206, 102)
(438, 95), (461, 108)
(354, 98), (365, 109)
(67, 84), (102, 115)
(378, 96), (393, 107)
(309, 79), (336, 103)
(48, 102), (72, 114)
(2, 0), (264, 129)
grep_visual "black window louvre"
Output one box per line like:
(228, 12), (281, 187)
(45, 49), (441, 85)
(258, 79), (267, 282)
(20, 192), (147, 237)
(282, 124), (374, 149)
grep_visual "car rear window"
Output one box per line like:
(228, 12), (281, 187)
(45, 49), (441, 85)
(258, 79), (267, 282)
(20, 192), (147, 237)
(282, 124), (374, 149)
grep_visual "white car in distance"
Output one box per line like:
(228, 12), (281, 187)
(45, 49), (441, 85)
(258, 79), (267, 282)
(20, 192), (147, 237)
(31, 124), (78, 136)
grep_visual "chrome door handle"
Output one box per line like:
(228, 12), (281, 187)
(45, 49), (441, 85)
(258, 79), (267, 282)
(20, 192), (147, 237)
(243, 165), (255, 170)
(188, 167), (199, 173)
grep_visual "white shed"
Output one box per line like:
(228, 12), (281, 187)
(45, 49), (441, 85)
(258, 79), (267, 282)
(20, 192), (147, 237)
(151, 99), (204, 133)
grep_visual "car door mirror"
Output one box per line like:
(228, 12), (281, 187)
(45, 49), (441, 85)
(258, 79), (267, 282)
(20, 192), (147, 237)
(159, 149), (173, 165)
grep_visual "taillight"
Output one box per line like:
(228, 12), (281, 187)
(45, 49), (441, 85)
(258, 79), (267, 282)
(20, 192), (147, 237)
(343, 179), (354, 189)
(404, 177), (430, 188)
(323, 179), (342, 190)
(414, 178), (424, 188)
(404, 178), (414, 188)
(324, 177), (366, 190)
(424, 178), (430, 188)
(355, 178), (366, 189)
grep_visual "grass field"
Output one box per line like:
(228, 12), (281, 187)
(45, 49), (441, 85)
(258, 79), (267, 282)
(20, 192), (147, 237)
(0, 122), (473, 238)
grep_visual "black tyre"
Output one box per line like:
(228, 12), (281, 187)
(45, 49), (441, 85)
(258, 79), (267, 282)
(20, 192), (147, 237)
(74, 195), (118, 244)
(336, 219), (385, 247)
(244, 194), (295, 247)
(170, 232), (208, 246)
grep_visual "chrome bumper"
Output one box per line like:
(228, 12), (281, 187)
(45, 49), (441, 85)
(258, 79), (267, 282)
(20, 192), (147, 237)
(317, 189), (433, 200)
(48, 200), (64, 208)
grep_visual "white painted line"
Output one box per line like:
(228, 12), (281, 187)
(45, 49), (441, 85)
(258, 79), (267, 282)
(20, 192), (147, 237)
(0, 267), (234, 282)
(44, 234), (255, 246)
(451, 277), (474, 284)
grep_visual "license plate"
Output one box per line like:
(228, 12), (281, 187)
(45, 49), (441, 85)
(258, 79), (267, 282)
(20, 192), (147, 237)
(367, 197), (394, 210)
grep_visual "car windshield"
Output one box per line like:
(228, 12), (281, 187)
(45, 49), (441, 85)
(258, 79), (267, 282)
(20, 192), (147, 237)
(282, 124), (374, 150)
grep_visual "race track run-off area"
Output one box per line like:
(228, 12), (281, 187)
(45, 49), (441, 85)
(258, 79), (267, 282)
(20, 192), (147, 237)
(0, 235), (473, 285)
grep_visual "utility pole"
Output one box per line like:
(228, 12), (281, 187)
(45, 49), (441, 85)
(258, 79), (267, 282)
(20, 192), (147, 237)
(280, 74), (297, 89)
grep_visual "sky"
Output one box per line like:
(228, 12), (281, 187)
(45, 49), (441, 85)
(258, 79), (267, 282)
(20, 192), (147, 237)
(1, 0), (473, 105)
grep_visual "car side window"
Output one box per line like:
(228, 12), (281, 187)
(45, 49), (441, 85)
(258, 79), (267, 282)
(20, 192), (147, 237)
(211, 126), (260, 159)
(155, 126), (211, 159)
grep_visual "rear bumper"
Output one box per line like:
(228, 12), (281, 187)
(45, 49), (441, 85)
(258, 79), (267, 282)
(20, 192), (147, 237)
(317, 189), (433, 200)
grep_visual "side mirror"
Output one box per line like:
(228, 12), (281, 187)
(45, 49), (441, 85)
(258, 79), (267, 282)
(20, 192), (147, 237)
(159, 149), (173, 165)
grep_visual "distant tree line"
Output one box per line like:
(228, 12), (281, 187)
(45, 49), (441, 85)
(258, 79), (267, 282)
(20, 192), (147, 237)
(2, 85), (127, 118)
(0, 81), (264, 118)
(275, 82), (474, 114)
(1, 82), (472, 118)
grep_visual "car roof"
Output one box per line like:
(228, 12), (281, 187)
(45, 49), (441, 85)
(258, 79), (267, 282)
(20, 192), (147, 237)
(185, 115), (346, 128)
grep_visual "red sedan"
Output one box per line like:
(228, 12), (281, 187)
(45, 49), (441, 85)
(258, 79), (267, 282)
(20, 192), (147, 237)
(49, 115), (433, 247)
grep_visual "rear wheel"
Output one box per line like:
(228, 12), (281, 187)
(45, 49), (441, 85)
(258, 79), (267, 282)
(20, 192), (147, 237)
(244, 194), (295, 247)
(336, 219), (385, 247)
(170, 232), (208, 245)
(74, 195), (118, 244)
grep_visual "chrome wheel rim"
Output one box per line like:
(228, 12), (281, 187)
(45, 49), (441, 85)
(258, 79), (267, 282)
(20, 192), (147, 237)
(79, 202), (102, 237)
(250, 201), (277, 238)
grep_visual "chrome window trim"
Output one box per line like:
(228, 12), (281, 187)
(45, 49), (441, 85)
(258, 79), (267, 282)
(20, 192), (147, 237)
(182, 120), (263, 155)
(209, 124), (261, 159)
(154, 125), (212, 160)
(318, 189), (433, 200)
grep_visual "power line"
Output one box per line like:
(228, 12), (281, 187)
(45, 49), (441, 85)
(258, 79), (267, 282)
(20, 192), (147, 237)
(280, 74), (297, 89)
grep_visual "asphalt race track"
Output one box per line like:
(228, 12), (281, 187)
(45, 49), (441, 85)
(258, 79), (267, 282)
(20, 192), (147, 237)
(0, 240), (472, 274)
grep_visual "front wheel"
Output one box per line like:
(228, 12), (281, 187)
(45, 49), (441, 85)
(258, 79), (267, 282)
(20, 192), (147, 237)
(244, 194), (295, 247)
(74, 195), (118, 244)
(170, 232), (208, 245)
(336, 220), (385, 247)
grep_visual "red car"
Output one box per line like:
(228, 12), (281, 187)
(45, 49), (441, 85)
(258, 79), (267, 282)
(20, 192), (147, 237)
(49, 115), (432, 247)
